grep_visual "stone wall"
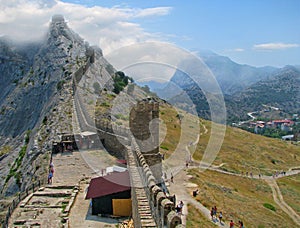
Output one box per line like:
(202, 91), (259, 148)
(71, 56), (180, 227)
(129, 99), (162, 181)
(130, 137), (182, 227)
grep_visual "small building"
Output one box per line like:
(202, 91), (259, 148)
(106, 165), (127, 174)
(85, 171), (131, 216)
(75, 131), (99, 149)
(282, 135), (294, 141)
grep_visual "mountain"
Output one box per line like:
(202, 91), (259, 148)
(150, 51), (277, 97)
(0, 15), (115, 198)
(199, 51), (277, 94)
(227, 65), (300, 121)
(150, 51), (299, 123)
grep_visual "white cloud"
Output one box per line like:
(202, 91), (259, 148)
(0, 0), (172, 54)
(133, 7), (172, 18)
(232, 48), (244, 52)
(253, 42), (299, 50)
(226, 48), (244, 52)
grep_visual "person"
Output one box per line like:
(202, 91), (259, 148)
(48, 172), (53, 184)
(219, 211), (223, 224)
(170, 173), (174, 183)
(175, 201), (184, 214)
(210, 208), (214, 220)
(213, 206), (217, 218)
(239, 220), (244, 228)
(50, 165), (54, 175)
(230, 220), (234, 228)
(192, 189), (199, 197)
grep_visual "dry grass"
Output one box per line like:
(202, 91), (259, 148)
(186, 204), (218, 228)
(159, 104), (181, 157)
(187, 169), (298, 228)
(194, 119), (300, 176)
(277, 174), (300, 216)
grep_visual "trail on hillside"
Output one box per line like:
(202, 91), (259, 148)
(172, 120), (300, 227)
(265, 178), (300, 226)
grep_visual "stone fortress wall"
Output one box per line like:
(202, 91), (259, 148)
(70, 39), (182, 227)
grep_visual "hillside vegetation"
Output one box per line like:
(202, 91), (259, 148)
(193, 119), (300, 176)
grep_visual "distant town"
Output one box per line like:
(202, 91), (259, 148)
(233, 105), (299, 141)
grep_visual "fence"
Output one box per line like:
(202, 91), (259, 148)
(2, 178), (47, 228)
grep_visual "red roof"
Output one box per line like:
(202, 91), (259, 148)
(117, 159), (127, 165)
(85, 171), (130, 199)
(273, 120), (294, 124)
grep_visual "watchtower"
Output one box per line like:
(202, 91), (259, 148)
(129, 98), (162, 181)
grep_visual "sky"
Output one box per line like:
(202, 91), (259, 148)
(0, 0), (299, 67)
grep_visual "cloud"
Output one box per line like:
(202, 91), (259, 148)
(133, 7), (172, 18)
(253, 42), (299, 50)
(226, 48), (244, 52)
(0, 0), (172, 54)
(232, 48), (244, 52)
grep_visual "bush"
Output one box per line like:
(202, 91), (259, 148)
(263, 203), (276, 211)
(160, 145), (169, 150)
(113, 71), (133, 94)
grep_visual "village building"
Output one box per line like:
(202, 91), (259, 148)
(85, 171), (132, 216)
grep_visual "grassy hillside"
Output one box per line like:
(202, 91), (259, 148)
(277, 174), (300, 216)
(193, 119), (300, 176)
(186, 204), (218, 227)
(188, 169), (298, 228)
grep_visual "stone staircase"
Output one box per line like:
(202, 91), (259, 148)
(127, 148), (157, 227)
(8, 185), (78, 228)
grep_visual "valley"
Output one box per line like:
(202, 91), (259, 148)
(0, 12), (299, 228)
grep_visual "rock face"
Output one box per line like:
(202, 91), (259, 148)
(0, 15), (115, 199)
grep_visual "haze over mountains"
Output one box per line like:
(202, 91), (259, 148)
(145, 51), (300, 122)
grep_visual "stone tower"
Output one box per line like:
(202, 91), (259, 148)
(129, 98), (162, 182)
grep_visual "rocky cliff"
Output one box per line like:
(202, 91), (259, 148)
(0, 15), (115, 201)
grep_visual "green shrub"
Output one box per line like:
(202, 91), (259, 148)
(160, 145), (169, 150)
(113, 71), (133, 94)
(263, 203), (276, 211)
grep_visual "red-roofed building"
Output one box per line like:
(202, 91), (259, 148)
(272, 119), (294, 127)
(85, 171), (131, 216)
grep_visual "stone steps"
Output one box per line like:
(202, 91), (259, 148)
(127, 150), (157, 227)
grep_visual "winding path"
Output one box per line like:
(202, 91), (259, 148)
(266, 178), (300, 226)
(168, 118), (300, 227)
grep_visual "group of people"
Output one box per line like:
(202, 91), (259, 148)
(210, 206), (222, 223)
(47, 160), (54, 184)
(210, 206), (244, 227)
(230, 219), (244, 228)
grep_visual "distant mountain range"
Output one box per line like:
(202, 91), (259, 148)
(145, 51), (299, 122)
(227, 66), (300, 121)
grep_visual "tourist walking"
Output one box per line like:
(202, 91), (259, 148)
(238, 220), (244, 228)
(48, 172), (53, 184)
(210, 207), (214, 220)
(213, 205), (217, 218)
(230, 220), (234, 228)
(219, 211), (223, 224)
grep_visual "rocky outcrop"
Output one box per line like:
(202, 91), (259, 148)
(0, 15), (115, 200)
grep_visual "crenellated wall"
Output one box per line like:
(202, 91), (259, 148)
(71, 56), (181, 228)
(129, 137), (182, 227)
(129, 99), (162, 182)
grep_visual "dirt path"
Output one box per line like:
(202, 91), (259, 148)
(167, 118), (300, 228)
(266, 178), (300, 226)
(168, 169), (229, 227)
